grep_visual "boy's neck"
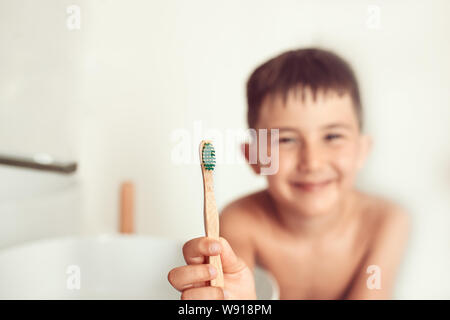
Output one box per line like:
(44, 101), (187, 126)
(266, 189), (358, 240)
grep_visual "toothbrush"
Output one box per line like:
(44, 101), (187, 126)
(199, 140), (224, 288)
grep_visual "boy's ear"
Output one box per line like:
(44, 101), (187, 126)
(241, 142), (261, 175)
(356, 134), (373, 170)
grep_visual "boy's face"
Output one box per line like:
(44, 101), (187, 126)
(251, 87), (371, 217)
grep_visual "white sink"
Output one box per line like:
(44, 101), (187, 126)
(0, 234), (278, 299)
(0, 166), (81, 249)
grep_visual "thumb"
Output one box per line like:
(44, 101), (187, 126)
(218, 237), (247, 274)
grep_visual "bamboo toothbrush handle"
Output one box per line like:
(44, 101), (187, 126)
(200, 140), (224, 289)
(203, 171), (224, 288)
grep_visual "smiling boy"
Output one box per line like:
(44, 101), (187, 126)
(168, 48), (410, 299)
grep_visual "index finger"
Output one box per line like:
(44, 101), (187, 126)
(182, 237), (222, 265)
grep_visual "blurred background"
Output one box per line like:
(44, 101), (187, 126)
(0, 0), (449, 298)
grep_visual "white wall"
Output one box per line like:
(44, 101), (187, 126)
(0, 0), (449, 298)
(0, 0), (84, 248)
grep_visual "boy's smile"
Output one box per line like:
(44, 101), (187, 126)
(290, 180), (333, 192)
(253, 86), (371, 219)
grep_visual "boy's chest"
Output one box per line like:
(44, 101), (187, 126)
(255, 230), (370, 299)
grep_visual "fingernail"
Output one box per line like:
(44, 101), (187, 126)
(223, 289), (230, 299)
(209, 266), (217, 276)
(209, 242), (220, 254)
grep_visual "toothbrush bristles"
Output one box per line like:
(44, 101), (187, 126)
(202, 143), (216, 171)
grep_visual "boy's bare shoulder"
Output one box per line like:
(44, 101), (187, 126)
(219, 189), (269, 226)
(219, 190), (271, 268)
(355, 191), (410, 237)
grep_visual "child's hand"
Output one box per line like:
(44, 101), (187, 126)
(168, 236), (257, 300)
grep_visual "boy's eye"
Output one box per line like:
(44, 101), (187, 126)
(324, 133), (342, 141)
(279, 137), (297, 144)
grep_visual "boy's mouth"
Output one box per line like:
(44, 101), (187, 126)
(290, 180), (333, 192)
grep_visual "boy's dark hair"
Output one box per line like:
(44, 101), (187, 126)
(246, 48), (362, 129)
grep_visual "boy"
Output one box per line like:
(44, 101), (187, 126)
(168, 48), (410, 299)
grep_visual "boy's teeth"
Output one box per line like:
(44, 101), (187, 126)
(292, 180), (331, 191)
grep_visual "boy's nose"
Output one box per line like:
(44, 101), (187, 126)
(297, 143), (323, 172)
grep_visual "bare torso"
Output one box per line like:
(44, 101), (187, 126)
(220, 189), (389, 299)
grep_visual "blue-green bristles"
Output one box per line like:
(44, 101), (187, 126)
(202, 143), (216, 171)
